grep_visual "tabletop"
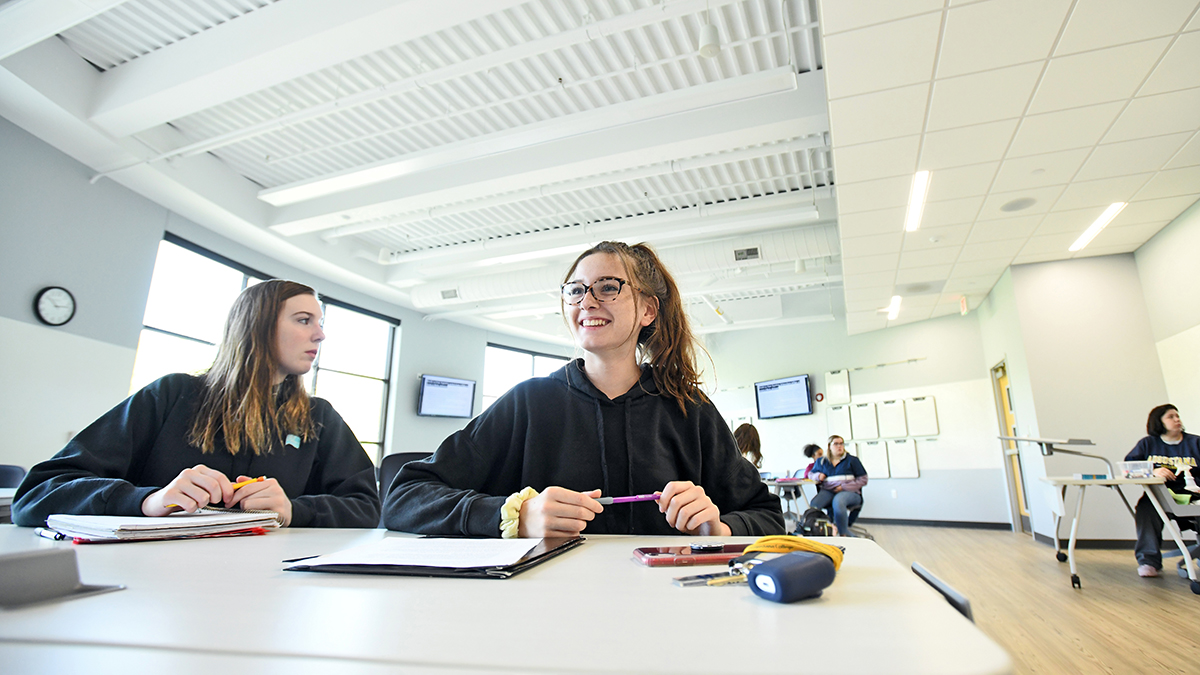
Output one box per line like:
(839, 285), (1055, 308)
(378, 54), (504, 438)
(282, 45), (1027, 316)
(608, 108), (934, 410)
(0, 526), (1011, 675)
(1041, 476), (1164, 486)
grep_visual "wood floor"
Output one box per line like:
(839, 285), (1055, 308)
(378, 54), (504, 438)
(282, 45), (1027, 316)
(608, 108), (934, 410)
(866, 523), (1200, 675)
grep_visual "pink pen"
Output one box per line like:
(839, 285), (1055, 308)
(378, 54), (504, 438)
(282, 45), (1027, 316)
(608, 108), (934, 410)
(596, 493), (661, 505)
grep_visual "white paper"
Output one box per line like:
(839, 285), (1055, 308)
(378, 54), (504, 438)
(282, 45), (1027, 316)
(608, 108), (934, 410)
(302, 537), (539, 569)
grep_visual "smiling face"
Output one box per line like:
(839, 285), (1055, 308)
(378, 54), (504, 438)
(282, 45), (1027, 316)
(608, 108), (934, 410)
(273, 293), (324, 385)
(564, 253), (657, 361)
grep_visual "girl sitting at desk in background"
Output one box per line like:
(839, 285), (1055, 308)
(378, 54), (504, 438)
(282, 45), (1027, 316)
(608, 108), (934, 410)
(13, 280), (380, 529)
(382, 241), (784, 538)
(809, 435), (867, 537)
(735, 423), (762, 469)
(802, 443), (823, 479)
(1125, 404), (1200, 578)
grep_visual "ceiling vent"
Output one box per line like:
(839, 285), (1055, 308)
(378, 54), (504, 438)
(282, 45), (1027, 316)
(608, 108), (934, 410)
(733, 247), (761, 262)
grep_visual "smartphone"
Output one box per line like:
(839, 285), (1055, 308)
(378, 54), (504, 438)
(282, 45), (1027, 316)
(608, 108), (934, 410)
(633, 543), (749, 567)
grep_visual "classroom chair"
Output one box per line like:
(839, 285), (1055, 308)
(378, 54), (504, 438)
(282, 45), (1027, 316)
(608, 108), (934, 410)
(0, 465), (26, 488)
(1148, 483), (1200, 578)
(378, 452), (433, 496)
(912, 562), (974, 622)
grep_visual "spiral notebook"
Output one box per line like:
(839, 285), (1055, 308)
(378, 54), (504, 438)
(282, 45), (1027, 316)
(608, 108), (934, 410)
(46, 508), (282, 542)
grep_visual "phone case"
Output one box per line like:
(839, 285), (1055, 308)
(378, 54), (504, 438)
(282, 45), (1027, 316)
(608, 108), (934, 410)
(632, 544), (749, 567)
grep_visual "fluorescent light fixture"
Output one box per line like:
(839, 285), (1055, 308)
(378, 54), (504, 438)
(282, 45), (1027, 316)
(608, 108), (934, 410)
(885, 295), (901, 320)
(904, 171), (931, 232)
(1068, 202), (1127, 252)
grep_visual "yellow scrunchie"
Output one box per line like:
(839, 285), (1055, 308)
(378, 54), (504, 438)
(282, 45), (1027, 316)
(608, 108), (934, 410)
(499, 487), (539, 539)
(744, 534), (845, 570)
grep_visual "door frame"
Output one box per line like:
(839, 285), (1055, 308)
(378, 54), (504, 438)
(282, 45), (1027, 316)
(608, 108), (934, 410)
(991, 360), (1031, 534)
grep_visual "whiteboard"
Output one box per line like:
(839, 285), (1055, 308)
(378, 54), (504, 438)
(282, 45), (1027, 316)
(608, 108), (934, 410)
(850, 402), (878, 440)
(827, 404), (852, 440)
(824, 370), (850, 405)
(889, 438), (920, 478)
(877, 400), (907, 438)
(906, 396), (939, 436)
(857, 441), (890, 478)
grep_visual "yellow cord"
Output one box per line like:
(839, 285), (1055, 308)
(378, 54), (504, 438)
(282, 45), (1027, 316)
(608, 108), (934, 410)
(744, 535), (844, 570)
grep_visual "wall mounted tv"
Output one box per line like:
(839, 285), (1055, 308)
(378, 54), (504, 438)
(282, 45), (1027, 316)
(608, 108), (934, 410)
(754, 374), (813, 419)
(417, 374), (476, 418)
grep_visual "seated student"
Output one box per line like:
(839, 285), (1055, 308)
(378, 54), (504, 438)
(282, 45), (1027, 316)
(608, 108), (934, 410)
(808, 435), (867, 537)
(13, 280), (380, 528)
(802, 443), (823, 478)
(383, 241), (784, 538)
(735, 423), (762, 469)
(1125, 404), (1200, 578)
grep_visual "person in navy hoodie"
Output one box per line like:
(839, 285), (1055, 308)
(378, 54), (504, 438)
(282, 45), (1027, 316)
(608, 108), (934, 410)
(1125, 404), (1200, 578)
(809, 435), (868, 536)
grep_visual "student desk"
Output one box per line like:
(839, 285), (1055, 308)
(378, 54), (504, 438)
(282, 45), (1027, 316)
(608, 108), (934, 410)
(763, 478), (814, 529)
(0, 527), (1011, 675)
(1041, 476), (1200, 593)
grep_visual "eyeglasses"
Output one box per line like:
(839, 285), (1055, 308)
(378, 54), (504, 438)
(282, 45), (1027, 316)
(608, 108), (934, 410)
(561, 277), (632, 305)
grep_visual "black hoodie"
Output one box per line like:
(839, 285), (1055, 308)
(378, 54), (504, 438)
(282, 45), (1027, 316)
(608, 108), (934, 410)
(384, 360), (784, 536)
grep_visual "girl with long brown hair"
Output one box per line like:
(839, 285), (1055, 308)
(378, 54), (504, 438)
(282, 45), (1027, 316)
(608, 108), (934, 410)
(384, 241), (783, 537)
(14, 280), (379, 528)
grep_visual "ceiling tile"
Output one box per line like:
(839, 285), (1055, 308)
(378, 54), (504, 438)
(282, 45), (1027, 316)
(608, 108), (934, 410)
(1103, 87), (1200, 143)
(926, 62), (1042, 131)
(844, 286), (895, 304)
(902, 223), (973, 250)
(921, 195), (984, 228)
(1027, 38), (1171, 114)
(958, 240), (1025, 262)
(1013, 251), (1068, 264)
(823, 13), (943, 99)
(991, 149), (1091, 192)
(943, 274), (1003, 294)
(842, 232), (904, 258)
(1037, 207), (1109, 234)
(899, 294), (941, 310)
(843, 253), (899, 274)
(952, 258), (1012, 277)
(1054, 0), (1197, 56)
(833, 136), (920, 184)
(1141, 31), (1200, 95)
(839, 207), (905, 237)
(900, 246), (961, 268)
(1007, 102), (1124, 157)
(1135, 166), (1200, 201)
(1165, 132), (1200, 168)
(1188, 9), (1200, 31)
(977, 185), (1066, 219)
(920, 119), (1019, 169)
(844, 271), (897, 290)
(836, 176), (912, 214)
(924, 162), (999, 201)
(818, 0), (945, 36)
(967, 215), (1042, 243)
(1053, 173), (1153, 210)
(1112, 194), (1200, 225)
(1020, 232), (1081, 254)
(1076, 132), (1192, 181)
(939, 0), (1071, 78)
(1087, 221), (1170, 248)
(828, 84), (930, 146)
(930, 302), (962, 318)
(896, 264), (955, 284)
(1071, 243), (1138, 257)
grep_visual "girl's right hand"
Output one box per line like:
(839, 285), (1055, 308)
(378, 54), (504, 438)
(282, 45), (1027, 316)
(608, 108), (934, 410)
(518, 487), (603, 537)
(811, 472), (826, 482)
(1154, 466), (1177, 481)
(141, 464), (233, 516)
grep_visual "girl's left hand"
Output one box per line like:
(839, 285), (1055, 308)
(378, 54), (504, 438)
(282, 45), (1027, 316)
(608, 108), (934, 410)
(658, 481), (731, 536)
(228, 475), (293, 527)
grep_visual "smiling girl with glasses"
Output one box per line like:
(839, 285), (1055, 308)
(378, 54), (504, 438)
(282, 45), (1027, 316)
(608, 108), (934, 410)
(383, 241), (784, 538)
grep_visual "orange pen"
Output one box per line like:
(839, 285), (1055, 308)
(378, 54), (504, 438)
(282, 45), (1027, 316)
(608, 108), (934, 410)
(167, 476), (266, 510)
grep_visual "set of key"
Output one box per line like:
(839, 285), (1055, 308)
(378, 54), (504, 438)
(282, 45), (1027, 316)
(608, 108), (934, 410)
(673, 552), (765, 586)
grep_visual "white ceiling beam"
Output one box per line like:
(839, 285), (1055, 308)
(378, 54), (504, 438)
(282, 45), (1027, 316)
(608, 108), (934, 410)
(269, 73), (830, 236)
(0, 0), (131, 62)
(88, 0), (528, 138)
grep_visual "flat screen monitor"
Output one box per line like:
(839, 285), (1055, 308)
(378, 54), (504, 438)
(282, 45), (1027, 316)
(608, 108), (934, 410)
(754, 374), (813, 419)
(417, 374), (476, 418)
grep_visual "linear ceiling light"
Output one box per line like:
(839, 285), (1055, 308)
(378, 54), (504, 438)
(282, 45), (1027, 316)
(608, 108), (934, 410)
(904, 171), (931, 232)
(886, 295), (901, 320)
(1068, 203), (1126, 252)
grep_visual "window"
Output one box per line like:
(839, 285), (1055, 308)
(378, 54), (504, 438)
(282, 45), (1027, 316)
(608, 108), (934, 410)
(481, 344), (569, 411)
(132, 235), (397, 464)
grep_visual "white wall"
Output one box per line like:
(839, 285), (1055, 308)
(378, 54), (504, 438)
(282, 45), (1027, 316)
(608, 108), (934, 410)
(705, 311), (1012, 524)
(0, 116), (570, 471)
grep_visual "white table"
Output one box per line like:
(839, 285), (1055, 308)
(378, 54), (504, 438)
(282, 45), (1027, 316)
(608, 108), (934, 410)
(0, 527), (1011, 674)
(1041, 476), (1199, 593)
(763, 478), (813, 529)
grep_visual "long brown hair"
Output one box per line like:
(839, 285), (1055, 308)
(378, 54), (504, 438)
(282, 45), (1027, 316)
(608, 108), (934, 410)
(734, 423), (762, 468)
(563, 241), (706, 413)
(188, 280), (317, 455)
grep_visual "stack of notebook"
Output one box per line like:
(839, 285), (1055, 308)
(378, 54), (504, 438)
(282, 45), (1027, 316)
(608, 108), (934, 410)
(46, 508), (282, 542)
(0, 488), (14, 525)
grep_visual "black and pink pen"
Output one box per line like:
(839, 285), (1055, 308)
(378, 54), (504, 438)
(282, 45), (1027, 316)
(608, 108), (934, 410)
(596, 493), (660, 505)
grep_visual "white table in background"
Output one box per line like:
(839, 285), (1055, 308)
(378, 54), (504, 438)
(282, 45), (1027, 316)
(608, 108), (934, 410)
(0, 527), (1011, 674)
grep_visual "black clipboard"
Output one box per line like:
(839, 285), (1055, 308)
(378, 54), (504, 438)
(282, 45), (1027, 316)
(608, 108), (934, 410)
(283, 536), (585, 579)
